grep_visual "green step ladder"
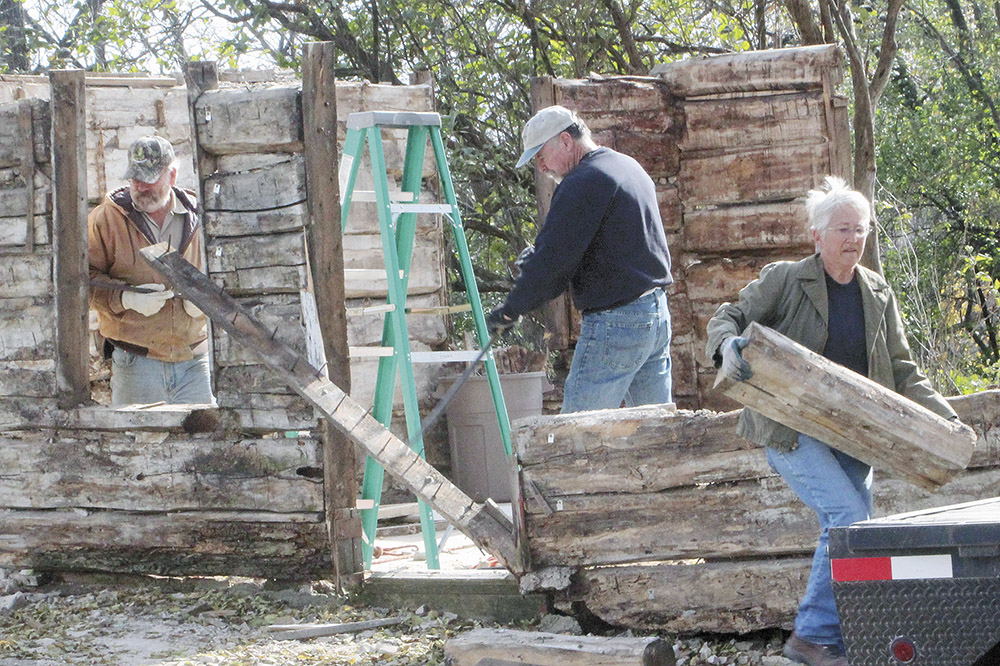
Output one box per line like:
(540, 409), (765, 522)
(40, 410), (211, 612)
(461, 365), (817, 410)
(339, 110), (513, 569)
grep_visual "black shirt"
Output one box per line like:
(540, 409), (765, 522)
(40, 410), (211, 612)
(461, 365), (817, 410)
(504, 147), (673, 316)
(823, 271), (868, 376)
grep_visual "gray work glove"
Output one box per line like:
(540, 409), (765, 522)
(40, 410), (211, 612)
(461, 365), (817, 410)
(122, 283), (174, 316)
(720, 336), (752, 381)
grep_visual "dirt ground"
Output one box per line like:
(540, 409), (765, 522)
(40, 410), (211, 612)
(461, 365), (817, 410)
(0, 566), (800, 666)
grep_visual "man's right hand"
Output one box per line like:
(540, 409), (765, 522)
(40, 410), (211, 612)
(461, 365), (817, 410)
(720, 336), (752, 381)
(122, 283), (175, 316)
(486, 306), (519, 335)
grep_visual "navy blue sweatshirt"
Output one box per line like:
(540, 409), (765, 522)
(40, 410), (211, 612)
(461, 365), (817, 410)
(504, 147), (673, 316)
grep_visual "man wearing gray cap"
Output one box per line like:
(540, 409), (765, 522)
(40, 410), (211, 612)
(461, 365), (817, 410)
(88, 135), (214, 406)
(488, 105), (673, 413)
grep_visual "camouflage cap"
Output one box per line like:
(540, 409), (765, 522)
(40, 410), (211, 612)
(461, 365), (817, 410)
(124, 136), (175, 184)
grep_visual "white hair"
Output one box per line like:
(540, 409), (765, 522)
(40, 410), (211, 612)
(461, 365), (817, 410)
(805, 176), (871, 234)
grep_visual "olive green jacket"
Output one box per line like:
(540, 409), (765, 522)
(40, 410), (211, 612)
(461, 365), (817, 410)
(705, 253), (957, 451)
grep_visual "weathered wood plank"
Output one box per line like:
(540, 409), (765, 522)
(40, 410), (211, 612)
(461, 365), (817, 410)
(0, 215), (51, 247)
(195, 85), (303, 155)
(0, 167), (52, 216)
(51, 69), (90, 407)
(680, 92), (835, 153)
(0, 98), (50, 166)
(0, 254), (53, 297)
(682, 201), (812, 254)
(213, 294), (309, 365)
(522, 463), (1000, 569)
(516, 407), (762, 495)
(0, 435), (324, 512)
(203, 203), (309, 237)
(203, 154), (306, 212)
(652, 44), (843, 97)
(579, 558), (810, 634)
(445, 628), (676, 666)
(0, 359), (56, 396)
(141, 242), (522, 572)
(0, 509), (331, 578)
(208, 232), (307, 295)
(0, 298), (54, 361)
(215, 392), (318, 433)
(718, 322), (976, 490)
(679, 142), (830, 206)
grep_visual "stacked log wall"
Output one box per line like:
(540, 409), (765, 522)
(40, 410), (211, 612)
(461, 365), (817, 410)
(536, 45), (849, 411)
(514, 390), (1000, 633)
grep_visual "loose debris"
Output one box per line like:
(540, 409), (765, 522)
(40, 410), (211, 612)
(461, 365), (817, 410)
(0, 569), (797, 665)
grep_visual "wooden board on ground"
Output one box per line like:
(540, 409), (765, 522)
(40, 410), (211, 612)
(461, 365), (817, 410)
(715, 322), (976, 490)
(445, 628), (675, 666)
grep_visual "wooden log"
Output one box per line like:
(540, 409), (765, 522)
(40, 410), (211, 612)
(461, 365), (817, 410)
(0, 434), (324, 512)
(444, 628), (676, 666)
(303, 40), (362, 584)
(195, 85), (303, 155)
(203, 204), (309, 237)
(716, 322), (976, 490)
(0, 509), (331, 578)
(343, 231), (445, 298)
(0, 98), (49, 167)
(0, 254), (53, 297)
(0, 359), (57, 396)
(578, 558), (810, 634)
(268, 615), (406, 640)
(208, 232), (307, 295)
(679, 91), (835, 153)
(202, 155), (306, 212)
(682, 201), (812, 254)
(652, 44), (843, 97)
(678, 142), (830, 206)
(139, 242), (522, 573)
(0, 298), (54, 361)
(50, 69), (90, 407)
(0, 214), (50, 247)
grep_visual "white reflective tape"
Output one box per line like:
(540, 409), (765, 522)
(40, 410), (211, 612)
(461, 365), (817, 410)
(890, 554), (953, 580)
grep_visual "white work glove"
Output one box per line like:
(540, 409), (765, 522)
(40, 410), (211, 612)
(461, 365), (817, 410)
(182, 299), (203, 318)
(121, 283), (174, 316)
(720, 336), (752, 382)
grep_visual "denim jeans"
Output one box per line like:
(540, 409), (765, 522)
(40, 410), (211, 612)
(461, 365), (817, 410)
(766, 433), (873, 650)
(561, 287), (672, 413)
(110, 348), (215, 406)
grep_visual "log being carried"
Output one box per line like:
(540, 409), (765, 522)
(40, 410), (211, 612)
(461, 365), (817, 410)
(705, 176), (976, 666)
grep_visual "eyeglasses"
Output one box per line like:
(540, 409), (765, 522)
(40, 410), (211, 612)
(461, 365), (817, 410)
(828, 225), (869, 238)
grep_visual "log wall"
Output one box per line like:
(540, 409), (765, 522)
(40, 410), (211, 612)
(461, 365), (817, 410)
(0, 69), (444, 578)
(514, 390), (1000, 633)
(534, 45), (849, 411)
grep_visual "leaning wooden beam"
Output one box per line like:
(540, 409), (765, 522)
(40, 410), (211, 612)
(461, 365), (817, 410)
(444, 628), (676, 666)
(715, 322), (976, 491)
(138, 242), (521, 573)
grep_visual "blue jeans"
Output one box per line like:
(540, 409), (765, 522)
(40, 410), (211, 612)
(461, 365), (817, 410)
(766, 433), (873, 649)
(110, 348), (215, 406)
(561, 287), (672, 413)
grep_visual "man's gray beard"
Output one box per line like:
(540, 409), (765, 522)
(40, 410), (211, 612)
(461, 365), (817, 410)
(131, 187), (170, 213)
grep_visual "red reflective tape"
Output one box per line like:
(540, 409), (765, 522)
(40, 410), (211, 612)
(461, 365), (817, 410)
(831, 557), (892, 581)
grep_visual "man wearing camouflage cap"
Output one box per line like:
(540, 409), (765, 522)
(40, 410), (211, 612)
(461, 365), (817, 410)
(88, 135), (214, 406)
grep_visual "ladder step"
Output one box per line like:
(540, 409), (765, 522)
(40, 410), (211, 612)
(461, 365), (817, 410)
(348, 348), (488, 363)
(347, 110), (442, 129)
(351, 190), (416, 203)
(346, 304), (396, 316)
(406, 303), (473, 315)
(411, 350), (485, 363)
(390, 203), (454, 215)
(344, 269), (405, 280)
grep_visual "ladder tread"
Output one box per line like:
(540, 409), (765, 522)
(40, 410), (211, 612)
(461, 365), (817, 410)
(346, 110), (442, 129)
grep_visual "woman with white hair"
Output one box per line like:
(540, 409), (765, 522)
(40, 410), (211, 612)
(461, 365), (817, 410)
(705, 176), (960, 666)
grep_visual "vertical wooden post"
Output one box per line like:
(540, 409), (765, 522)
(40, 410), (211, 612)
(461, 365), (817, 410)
(49, 70), (90, 407)
(183, 60), (219, 393)
(302, 41), (363, 586)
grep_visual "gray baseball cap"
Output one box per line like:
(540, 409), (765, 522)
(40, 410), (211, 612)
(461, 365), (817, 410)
(516, 105), (580, 168)
(124, 136), (175, 183)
